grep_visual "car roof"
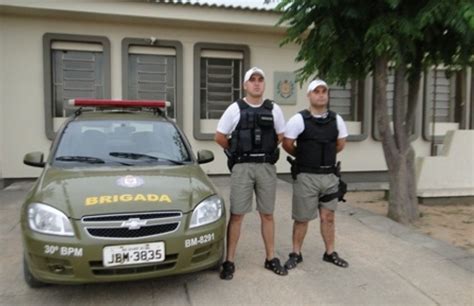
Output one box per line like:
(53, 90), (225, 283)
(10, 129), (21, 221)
(73, 110), (171, 122)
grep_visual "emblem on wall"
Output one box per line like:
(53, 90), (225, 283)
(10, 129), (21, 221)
(278, 80), (294, 99)
(273, 71), (297, 105)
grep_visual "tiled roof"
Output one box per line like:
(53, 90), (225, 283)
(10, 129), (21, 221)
(154, 0), (280, 12)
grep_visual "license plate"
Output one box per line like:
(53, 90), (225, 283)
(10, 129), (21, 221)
(103, 242), (165, 267)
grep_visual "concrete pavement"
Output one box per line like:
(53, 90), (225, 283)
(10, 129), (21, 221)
(0, 177), (473, 305)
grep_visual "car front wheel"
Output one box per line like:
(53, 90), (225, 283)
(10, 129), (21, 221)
(23, 255), (48, 288)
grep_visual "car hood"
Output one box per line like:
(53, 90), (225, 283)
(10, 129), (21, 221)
(29, 165), (217, 219)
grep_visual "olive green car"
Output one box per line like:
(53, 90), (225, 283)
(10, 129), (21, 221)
(21, 103), (225, 287)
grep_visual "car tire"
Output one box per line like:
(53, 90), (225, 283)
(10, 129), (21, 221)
(23, 256), (48, 288)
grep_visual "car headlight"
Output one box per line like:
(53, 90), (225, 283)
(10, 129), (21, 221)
(27, 203), (74, 236)
(189, 195), (223, 229)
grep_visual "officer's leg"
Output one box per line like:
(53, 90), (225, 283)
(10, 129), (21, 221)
(292, 220), (309, 254)
(291, 173), (319, 254)
(319, 207), (335, 254)
(259, 212), (275, 260)
(320, 202), (349, 268)
(284, 219), (308, 270)
(255, 164), (277, 260)
(227, 164), (254, 262)
(319, 174), (339, 255)
(226, 213), (245, 262)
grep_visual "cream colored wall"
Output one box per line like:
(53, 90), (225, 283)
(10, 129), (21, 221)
(0, 12), (439, 178)
(0, 14), (4, 181)
(417, 130), (474, 197)
(0, 1), (282, 33)
(2, 15), (46, 178)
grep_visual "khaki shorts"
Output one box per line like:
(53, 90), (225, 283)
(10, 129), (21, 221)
(292, 173), (339, 221)
(229, 163), (277, 215)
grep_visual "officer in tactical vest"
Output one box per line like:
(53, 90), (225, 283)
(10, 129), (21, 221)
(215, 67), (287, 280)
(283, 79), (349, 269)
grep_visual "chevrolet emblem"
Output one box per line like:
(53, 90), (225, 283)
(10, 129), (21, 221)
(121, 218), (147, 230)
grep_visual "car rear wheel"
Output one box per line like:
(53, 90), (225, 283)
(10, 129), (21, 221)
(23, 256), (48, 288)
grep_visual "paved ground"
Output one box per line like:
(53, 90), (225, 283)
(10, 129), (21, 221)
(0, 177), (473, 305)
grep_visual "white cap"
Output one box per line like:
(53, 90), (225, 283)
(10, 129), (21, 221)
(307, 79), (328, 93)
(244, 67), (265, 82)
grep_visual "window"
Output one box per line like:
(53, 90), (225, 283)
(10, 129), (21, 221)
(329, 81), (359, 121)
(372, 68), (419, 140)
(427, 68), (457, 123)
(54, 120), (190, 168)
(385, 69), (396, 117)
(328, 79), (367, 141)
(193, 43), (249, 140)
(122, 38), (183, 127)
(200, 51), (243, 119)
(43, 33), (110, 140)
(423, 67), (467, 141)
(52, 43), (106, 117)
(127, 47), (176, 118)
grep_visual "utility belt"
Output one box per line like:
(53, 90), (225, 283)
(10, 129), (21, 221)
(225, 149), (279, 171)
(234, 153), (277, 164)
(297, 165), (337, 175)
(286, 157), (337, 178)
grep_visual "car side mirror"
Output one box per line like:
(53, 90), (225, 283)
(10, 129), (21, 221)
(23, 152), (45, 168)
(197, 150), (214, 164)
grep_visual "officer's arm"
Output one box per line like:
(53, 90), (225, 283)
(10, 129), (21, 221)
(336, 138), (346, 153)
(277, 133), (284, 144)
(282, 137), (297, 157)
(215, 132), (230, 150)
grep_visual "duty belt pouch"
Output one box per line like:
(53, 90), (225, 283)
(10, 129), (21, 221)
(319, 177), (345, 203)
(254, 128), (262, 147)
(270, 147), (280, 164)
(238, 129), (253, 152)
(230, 131), (239, 152)
(338, 179), (347, 202)
(257, 114), (274, 128)
(335, 162), (347, 202)
(224, 149), (235, 172)
(286, 156), (298, 180)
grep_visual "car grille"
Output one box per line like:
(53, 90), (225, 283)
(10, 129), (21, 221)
(82, 211), (182, 239)
(86, 223), (179, 238)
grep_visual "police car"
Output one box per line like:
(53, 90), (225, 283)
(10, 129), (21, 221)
(21, 99), (225, 287)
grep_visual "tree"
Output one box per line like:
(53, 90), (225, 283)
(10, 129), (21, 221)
(277, 0), (474, 224)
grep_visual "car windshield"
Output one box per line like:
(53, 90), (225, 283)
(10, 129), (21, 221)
(53, 119), (191, 167)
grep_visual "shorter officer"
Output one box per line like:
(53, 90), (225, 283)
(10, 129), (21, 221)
(283, 79), (349, 269)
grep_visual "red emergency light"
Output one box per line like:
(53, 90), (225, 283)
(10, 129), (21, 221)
(68, 99), (170, 109)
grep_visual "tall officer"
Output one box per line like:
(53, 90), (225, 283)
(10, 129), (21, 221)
(283, 79), (349, 269)
(215, 67), (287, 280)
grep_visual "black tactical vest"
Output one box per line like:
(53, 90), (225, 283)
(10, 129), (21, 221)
(229, 99), (278, 159)
(296, 110), (339, 172)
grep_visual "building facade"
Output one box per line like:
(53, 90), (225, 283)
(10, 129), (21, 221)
(0, 0), (472, 190)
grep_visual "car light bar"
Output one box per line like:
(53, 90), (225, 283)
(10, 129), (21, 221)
(68, 99), (170, 109)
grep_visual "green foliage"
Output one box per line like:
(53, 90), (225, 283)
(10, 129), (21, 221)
(277, 0), (474, 85)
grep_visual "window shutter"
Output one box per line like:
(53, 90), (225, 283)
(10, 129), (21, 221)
(329, 82), (355, 120)
(200, 56), (242, 119)
(52, 50), (104, 117)
(430, 68), (455, 123)
(128, 54), (176, 118)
